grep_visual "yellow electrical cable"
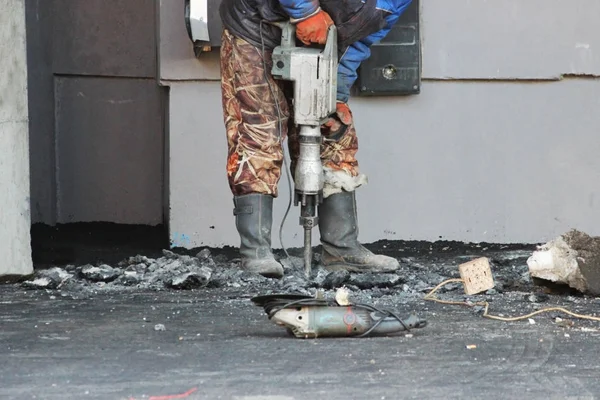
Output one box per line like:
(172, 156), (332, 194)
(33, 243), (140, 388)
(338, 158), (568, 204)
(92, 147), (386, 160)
(423, 278), (600, 323)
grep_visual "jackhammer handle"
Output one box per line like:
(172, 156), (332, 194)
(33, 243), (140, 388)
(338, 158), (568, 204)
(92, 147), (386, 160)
(323, 25), (337, 58)
(272, 22), (337, 52)
(270, 21), (296, 48)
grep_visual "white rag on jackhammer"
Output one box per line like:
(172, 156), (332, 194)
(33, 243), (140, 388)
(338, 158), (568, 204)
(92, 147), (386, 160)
(322, 166), (368, 198)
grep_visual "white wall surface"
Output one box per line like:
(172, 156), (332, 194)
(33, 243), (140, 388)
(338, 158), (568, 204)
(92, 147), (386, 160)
(160, 0), (600, 82)
(421, 0), (600, 79)
(164, 0), (600, 248)
(168, 79), (600, 248)
(0, 0), (33, 276)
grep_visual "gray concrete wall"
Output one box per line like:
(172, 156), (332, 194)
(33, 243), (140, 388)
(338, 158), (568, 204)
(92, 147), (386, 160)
(164, 0), (600, 248)
(0, 0), (33, 276)
(26, 0), (165, 226)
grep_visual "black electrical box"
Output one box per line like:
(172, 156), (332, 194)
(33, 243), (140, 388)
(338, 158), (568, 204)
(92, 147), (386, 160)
(356, 0), (421, 96)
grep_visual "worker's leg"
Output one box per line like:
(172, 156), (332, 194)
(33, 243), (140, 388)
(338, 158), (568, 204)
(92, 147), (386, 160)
(318, 122), (400, 273)
(220, 29), (288, 278)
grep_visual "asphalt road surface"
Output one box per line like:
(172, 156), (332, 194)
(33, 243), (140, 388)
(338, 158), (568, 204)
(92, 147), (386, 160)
(2, 287), (599, 400)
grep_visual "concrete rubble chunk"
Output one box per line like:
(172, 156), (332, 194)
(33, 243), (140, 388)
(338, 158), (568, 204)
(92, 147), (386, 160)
(162, 250), (179, 259)
(349, 273), (405, 290)
(17, 242), (539, 304)
(22, 268), (73, 290)
(323, 270), (350, 289)
(167, 266), (212, 290)
(196, 248), (212, 260)
(115, 271), (143, 286)
(527, 230), (600, 295)
(80, 264), (121, 283)
(310, 268), (329, 288)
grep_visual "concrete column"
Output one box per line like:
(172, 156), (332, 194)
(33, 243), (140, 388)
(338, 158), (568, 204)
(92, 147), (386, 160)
(0, 0), (33, 277)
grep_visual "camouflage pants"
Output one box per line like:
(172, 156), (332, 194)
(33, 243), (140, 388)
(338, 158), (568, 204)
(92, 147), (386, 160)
(220, 29), (363, 197)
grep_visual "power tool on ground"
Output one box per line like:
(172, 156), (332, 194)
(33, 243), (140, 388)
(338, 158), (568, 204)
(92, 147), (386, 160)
(270, 23), (338, 278)
(252, 293), (428, 339)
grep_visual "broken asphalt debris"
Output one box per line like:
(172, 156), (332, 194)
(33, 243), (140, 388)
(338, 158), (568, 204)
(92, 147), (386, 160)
(17, 240), (600, 330)
(20, 243), (539, 304)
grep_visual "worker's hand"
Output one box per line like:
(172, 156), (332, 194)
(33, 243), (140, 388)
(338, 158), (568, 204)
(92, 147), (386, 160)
(295, 9), (334, 46)
(324, 102), (353, 132)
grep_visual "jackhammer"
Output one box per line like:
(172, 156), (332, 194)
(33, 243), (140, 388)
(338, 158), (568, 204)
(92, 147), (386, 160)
(270, 23), (338, 278)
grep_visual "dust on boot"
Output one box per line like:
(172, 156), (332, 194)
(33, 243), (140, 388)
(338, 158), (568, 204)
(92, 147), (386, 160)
(233, 194), (284, 279)
(318, 191), (400, 273)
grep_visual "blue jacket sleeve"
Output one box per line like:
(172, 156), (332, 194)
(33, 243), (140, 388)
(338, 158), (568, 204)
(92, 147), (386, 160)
(337, 0), (412, 103)
(278, 0), (320, 21)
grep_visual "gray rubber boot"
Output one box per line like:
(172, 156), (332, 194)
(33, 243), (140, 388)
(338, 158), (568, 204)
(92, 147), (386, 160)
(318, 191), (400, 273)
(233, 194), (284, 279)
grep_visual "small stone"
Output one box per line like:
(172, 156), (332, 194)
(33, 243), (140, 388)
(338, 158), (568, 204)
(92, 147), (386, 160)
(162, 259), (185, 274)
(537, 293), (550, 302)
(154, 324), (166, 331)
(310, 268), (329, 288)
(241, 270), (269, 284)
(335, 287), (351, 306)
(213, 254), (228, 264)
(22, 277), (53, 290)
(166, 267), (212, 290)
(125, 263), (147, 273)
(519, 272), (532, 285)
(196, 248), (212, 260)
(115, 272), (142, 286)
(413, 280), (429, 292)
(206, 270), (230, 288)
(80, 264), (121, 283)
(528, 294), (538, 303)
(179, 255), (196, 265)
(527, 293), (549, 303)
(473, 305), (485, 314)
(127, 255), (153, 265)
(486, 289), (498, 295)
(57, 278), (84, 292)
(22, 268), (72, 290)
(528, 318), (536, 325)
(281, 274), (308, 292)
(323, 270), (350, 289)
(349, 274), (404, 290)
(162, 249), (179, 259)
(441, 283), (461, 292)
(555, 317), (575, 328)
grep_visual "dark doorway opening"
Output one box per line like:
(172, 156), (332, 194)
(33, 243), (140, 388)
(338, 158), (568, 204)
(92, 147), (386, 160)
(31, 223), (169, 269)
